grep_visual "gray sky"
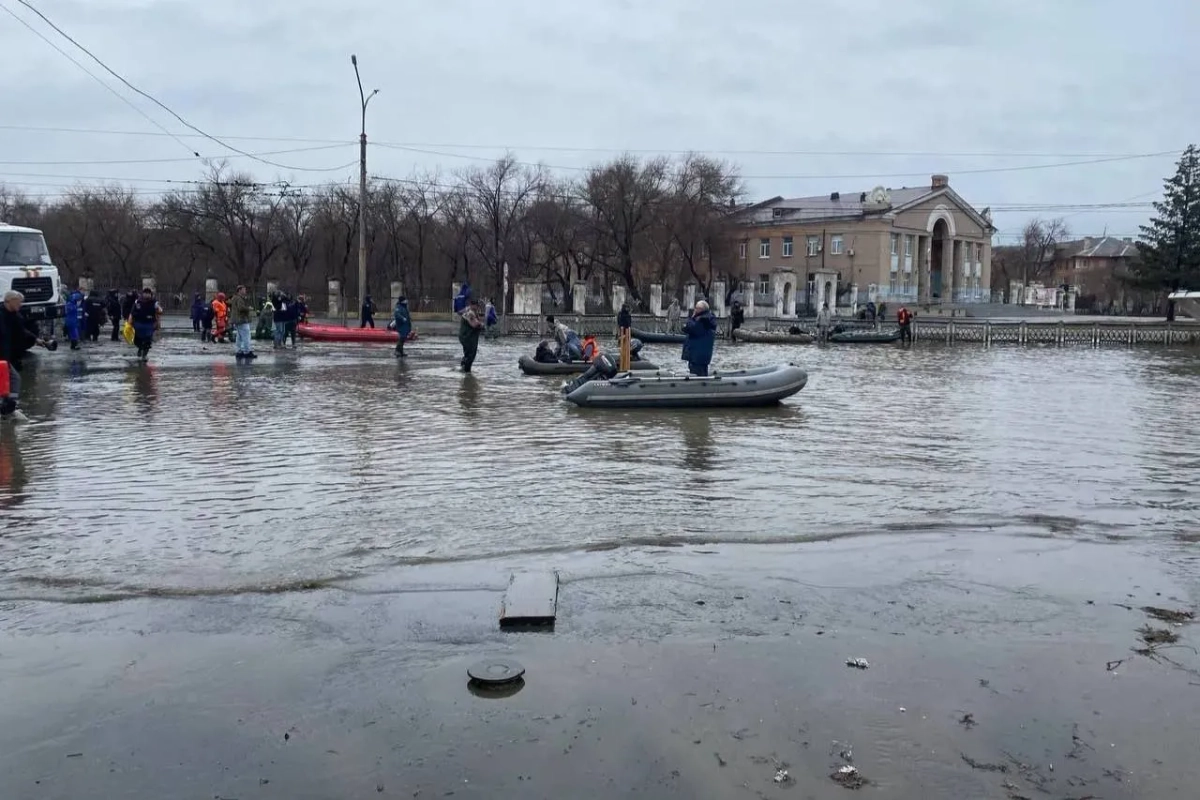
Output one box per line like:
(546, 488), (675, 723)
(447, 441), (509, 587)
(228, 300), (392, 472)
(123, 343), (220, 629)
(3, 0), (1197, 243)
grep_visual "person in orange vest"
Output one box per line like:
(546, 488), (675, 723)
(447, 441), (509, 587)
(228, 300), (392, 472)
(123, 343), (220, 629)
(211, 292), (229, 343)
(580, 335), (602, 362)
(897, 305), (913, 344)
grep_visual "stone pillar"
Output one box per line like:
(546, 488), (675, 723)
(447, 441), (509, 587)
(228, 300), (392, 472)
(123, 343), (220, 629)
(141, 275), (156, 293)
(916, 235), (927, 304)
(205, 277), (219, 304)
(611, 284), (627, 313)
(77, 275), (94, 293)
(711, 280), (726, 317)
(266, 280), (278, 298)
(513, 280), (541, 316)
(571, 283), (587, 315)
(451, 282), (462, 308)
(328, 279), (341, 317)
(683, 283), (697, 312)
(741, 281), (755, 318)
(1010, 280), (1023, 305)
(1066, 290), (1077, 313)
(390, 281), (404, 307)
(982, 242), (992, 299)
(849, 285), (859, 315)
(649, 284), (664, 317)
(944, 240), (956, 303)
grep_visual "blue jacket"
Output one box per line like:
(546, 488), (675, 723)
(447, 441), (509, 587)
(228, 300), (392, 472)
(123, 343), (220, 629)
(453, 283), (471, 314)
(393, 302), (412, 338)
(64, 291), (83, 333)
(683, 311), (717, 365)
(190, 296), (205, 321)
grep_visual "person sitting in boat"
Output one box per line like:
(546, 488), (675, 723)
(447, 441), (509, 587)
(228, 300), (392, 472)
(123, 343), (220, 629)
(534, 340), (558, 363)
(580, 335), (601, 362)
(546, 315), (583, 361)
(682, 300), (717, 377)
(628, 337), (645, 361)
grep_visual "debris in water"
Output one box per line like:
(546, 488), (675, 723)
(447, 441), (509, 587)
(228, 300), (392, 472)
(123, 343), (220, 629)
(899, 707), (907, 713)
(773, 767), (791, 784)
(845, 658), (870, 670)
(1142, 606), (1194, 624)
(960, 753), (1008, 772)
(713, 752), (726, 767)
(1106, 659), (1124, 672)
(959, 713), (976, 728)
(831, 765), (865, 789)
(1138, 625), (1179, 645)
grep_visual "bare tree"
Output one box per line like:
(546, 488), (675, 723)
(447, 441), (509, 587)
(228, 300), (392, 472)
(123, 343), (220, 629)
(1020, 217), (1070, 285)
(664, 155), (742, 298)
(463, 154), (545, 306)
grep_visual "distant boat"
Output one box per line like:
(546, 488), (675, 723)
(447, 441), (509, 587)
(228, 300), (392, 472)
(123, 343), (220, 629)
(630, 327), (686, 344)
(297, 323), (417, 343)
(562, 364), (808, 409)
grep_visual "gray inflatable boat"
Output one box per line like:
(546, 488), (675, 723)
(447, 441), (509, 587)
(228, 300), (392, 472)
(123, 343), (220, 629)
(519, 355), (658, 375)
(562, 364), (808, 409)
(732, 329), (814, 344)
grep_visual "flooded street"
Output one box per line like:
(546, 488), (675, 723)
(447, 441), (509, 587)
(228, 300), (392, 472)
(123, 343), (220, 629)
(3, 335), (1200, 799)
(1, 336), (1198, 600)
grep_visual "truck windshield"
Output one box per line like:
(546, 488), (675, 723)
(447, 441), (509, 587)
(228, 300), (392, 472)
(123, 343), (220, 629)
(0, 232), (52, 266)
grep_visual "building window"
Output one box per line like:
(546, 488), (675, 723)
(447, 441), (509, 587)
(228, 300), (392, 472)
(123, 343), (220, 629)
(738, 240), (747, 260)
(889, 274), (897, 294)
(782, 236), (793, 257)
(830, 235), (844, 255)
(757, 274), (770, 295)
(890, 234), (898, 255)
(905, 235), (913, 257)
(772, 208), (783, 219)
(759, 238), (770, 259)
(902, 272), (911, 294)
(806, 235), (820, 256)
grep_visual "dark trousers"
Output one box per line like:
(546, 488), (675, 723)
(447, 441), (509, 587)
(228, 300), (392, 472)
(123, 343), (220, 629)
(192, 318), (201, 332)
(110, 319), (121, 341)
(688, 361), (710, 377)
(899, 322), (912, 343)
(361, 315), (374, 329)
(460, 335), (480, 371)
(86, 320), (101, 341)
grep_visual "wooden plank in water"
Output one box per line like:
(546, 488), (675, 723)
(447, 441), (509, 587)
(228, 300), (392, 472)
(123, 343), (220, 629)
(500, 571), (559, 629)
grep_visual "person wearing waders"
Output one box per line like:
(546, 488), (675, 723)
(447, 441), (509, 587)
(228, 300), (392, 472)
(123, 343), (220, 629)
(127, 288), (162, 363)
(85, 290), (106, 342)
(63, 289), (83, 350)
(360, 295), (376, 328)
(682, 300), (717, 376)
(190, 293), (205, 333)
(458, 298), (485, 372)
(484, 298), (498, 339)
(897, 305), (914, 344)
(0, 291), (41, 421)
(230, 285), (255, 361)
(392, 296), (412, 357)
(816, 302), (832, 342)
(107, 290), (123, 342)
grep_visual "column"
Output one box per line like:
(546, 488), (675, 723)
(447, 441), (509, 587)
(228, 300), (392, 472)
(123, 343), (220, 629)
(141, 275), (156, 293)
(266, 280), (278, 298)
(390, 281), (404, 307)
(917, 235), (928, 304)
(611, 284), (627, 313)
(683, 283), (697, 311)
(649, 284), (664, 317)
(741, 281), (755, 318)
(328, 279), (341, 317)
(849, 285), (859, 315)
(205, 277), (219, 303)
(514, 280), (541, 315)
(945, 240), (957, 303)
(711, 280), (727, 317)
(982, 242), (993, 300)
(572, 282), (587, 315)
(78, 275), (94, 293)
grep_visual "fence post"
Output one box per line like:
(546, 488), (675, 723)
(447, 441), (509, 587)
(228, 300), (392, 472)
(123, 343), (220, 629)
(1093, 323), (1099, 347)
(1019, 321), (1027, 345)
(948, 320), (955, 344)
(984, 321), (991, 346)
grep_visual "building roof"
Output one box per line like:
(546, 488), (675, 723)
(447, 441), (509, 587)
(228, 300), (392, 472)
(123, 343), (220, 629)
(734, 177), (994, 232)
(1058, 236), (1138, 259)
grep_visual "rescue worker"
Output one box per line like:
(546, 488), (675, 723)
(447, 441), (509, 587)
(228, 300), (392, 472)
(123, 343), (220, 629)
(458, 297), (485, 372)
(84, 290), (106, 342)
(63, 289), (83, 349)
(545, 315), (583, 361)
(392, 296), (412, 357)
(106, 290), (122, 342)
(126, 287), (162, 362)
(897, 305), (914, 344)
(211, 292), (229, 343)
(0, 290), (41, 420)
(682, 300), (717, 376)
(580, 335), (601, 362)
(453, 282), (471, 314)
(190, 293), (205, 333)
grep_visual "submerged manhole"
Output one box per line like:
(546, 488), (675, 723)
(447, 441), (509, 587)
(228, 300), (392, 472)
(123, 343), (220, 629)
(467, 658), (526, 685)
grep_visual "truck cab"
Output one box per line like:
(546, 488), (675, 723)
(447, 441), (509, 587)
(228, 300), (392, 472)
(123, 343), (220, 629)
(0, 222), (65, 333)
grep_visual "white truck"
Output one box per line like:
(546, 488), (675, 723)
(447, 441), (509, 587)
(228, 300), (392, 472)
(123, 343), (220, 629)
(0, 222), (65, 335)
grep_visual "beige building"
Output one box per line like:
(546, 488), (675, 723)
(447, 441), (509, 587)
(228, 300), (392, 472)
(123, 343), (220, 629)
(729, 174), (996, 314)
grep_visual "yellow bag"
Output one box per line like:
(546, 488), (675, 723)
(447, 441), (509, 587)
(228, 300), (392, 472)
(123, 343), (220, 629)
(121, 320), (135, 345)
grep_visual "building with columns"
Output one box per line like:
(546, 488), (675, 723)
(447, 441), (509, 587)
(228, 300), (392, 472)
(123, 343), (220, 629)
(729, 174), (996, 311)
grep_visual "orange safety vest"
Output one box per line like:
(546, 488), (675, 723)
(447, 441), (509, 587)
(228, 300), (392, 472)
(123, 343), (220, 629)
(581, 336), (601, 361)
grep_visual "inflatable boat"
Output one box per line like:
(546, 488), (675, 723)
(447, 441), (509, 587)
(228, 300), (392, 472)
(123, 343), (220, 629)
(562, 360), (808, 409)
(519, 356), (658, 375)
(630, 327), (686, 344)
(732, 329), (814, 344)
(297, 323), (418, 343)
(828, 328), (901, 344)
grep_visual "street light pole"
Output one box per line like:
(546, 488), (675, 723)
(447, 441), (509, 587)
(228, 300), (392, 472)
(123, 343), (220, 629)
(351, 54), (378, 326)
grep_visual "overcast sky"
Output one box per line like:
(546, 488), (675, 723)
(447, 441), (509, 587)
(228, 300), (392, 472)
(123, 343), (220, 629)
(3, 0), (1197, 242)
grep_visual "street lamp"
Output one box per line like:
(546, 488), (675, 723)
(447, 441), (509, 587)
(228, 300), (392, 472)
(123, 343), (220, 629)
(351, 54), (378, 325)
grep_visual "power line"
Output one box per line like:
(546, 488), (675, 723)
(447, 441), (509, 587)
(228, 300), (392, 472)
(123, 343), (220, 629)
(0, 2), (198, 158)
(10, 0), (356, 174)
(0, 124), (1179, 160)
(0, 143), (356, 168)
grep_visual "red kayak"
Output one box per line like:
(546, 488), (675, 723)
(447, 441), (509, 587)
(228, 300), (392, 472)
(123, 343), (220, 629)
(297, 323), (418, 343)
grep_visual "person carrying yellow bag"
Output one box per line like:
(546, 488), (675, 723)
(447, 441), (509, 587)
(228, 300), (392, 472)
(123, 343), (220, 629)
(126, 288), (162, 363)
(121, 318), (135, 345)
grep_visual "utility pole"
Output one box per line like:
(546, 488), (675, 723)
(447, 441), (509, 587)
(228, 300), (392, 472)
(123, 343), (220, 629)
(351, 54), (378, 326)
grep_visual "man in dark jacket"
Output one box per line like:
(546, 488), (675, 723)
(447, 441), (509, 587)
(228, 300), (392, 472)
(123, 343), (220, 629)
(682, 300), (718, 376)
(360, 295), (376, 328)
(84, 290), (107, 342)
(106, 290), (123, 341)
(1, 291), (41, 419)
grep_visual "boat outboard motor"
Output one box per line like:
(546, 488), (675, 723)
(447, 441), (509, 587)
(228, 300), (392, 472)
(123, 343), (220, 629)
(560, 353), (619, 396)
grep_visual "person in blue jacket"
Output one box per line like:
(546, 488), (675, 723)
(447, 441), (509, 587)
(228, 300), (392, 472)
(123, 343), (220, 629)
(63, 289), (84, 349)
(453, 282), (471, 314)
(682, 300), (717, 376)
(190, 293), (205, 333)
(392, 296), (412, 357)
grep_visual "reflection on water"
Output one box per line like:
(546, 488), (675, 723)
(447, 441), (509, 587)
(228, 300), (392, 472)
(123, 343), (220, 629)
(2, 335), (1199, 598)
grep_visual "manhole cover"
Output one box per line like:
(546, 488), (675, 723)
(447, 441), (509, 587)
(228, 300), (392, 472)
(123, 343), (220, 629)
(467, 659), (525, 685)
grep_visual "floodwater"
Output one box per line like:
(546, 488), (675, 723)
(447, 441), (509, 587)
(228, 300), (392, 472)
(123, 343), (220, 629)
(1, 334), (1199, 601)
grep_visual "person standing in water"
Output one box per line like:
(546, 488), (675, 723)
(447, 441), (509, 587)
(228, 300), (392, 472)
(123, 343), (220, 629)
(458, 298), (485, 372)
(392, 296), (412, 357)
(85, 290), (106, 342)
(682, 300), (717, 376)
(63, 289), (83, 350)
(127, 287), (162, 363)
(106, 290), (123, 342)
(190, 293), (205, 333)
(0, 291), (42, 421)
(360, 295), (376, 328)
(230, 284), (255, 361)
(815, 302), (832, 342)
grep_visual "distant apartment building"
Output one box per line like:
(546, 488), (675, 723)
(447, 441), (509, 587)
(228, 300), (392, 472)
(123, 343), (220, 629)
(728, 174), (996, 312)
(1051, 236), (1140, 311)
